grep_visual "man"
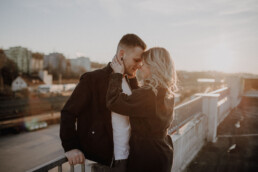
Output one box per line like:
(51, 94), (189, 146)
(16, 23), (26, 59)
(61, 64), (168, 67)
(60, 33), (146, 171)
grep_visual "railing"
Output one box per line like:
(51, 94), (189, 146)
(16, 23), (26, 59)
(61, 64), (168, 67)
(27, 155), (85, 172)
(169, 96), (203, 134)
(169, 87), (232, 137)
(210, 87), (231, 125)
(210, 87), (229, 98)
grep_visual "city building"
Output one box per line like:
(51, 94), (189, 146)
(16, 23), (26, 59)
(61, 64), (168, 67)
(30, 53), (44, 74)
(43, 53), (67, 72)
(39, 70), (53, 85)
(4, 46), (32, 74)
(11, 76), (28, 91)
(4, 47), (44, 75)
(11, 75), (44, 92)
(69, 56), (91, 73)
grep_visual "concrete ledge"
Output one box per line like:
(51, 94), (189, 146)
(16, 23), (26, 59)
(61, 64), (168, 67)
(171, 113), (207, 172)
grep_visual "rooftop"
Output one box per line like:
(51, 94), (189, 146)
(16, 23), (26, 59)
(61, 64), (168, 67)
(185, 96), (258, 172)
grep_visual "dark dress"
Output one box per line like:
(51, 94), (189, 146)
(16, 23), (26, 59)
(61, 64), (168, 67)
(106, 73), (174, 172)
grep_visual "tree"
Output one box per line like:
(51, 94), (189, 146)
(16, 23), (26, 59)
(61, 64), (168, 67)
(91, 61), (106, 69)
(0, 49), (6, 91)
(0, 49), (19, 86)
(32, 52), (44, 60)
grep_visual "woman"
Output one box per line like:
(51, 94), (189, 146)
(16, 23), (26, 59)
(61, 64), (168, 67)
(107, 47), (177, 172)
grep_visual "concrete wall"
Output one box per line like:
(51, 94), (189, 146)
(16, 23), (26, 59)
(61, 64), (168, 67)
(226, 76), (243, 108)
(217, 96), (231, 125)
(170, 85), (240, 172)
(171, 113), (207, 172)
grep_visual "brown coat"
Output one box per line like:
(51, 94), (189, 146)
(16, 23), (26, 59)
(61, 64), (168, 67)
(106, 73), (174, 172)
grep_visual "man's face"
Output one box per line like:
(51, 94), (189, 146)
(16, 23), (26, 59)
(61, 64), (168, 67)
(122, 47), (144, 77)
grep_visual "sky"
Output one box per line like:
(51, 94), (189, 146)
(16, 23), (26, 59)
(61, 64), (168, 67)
(0, 0), (258, 74)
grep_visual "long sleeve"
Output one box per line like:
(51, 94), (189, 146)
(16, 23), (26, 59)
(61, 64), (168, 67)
(60, 73), (92, 152)
(106, 73), (154, 117)
(128, 76), (139, 90)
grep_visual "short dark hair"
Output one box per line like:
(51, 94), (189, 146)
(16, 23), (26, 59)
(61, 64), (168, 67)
(118, 33), (146, 50)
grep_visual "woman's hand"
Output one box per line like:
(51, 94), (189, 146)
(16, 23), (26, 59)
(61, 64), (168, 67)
(111, 55), (124, 74)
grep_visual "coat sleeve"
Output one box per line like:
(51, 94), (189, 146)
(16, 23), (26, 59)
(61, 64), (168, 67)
(60, 73), (92, 152)
(106, 73), (154, 117)
(128, 77), (139, 90)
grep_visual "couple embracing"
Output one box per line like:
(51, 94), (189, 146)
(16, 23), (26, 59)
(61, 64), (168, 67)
(60, 33), (177, 172)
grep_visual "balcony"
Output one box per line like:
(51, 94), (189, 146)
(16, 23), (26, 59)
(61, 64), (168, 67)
(1, 76), (257, 172)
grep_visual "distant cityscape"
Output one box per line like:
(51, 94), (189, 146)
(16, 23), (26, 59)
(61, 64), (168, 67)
(1, 46), (257, 99)
(0, 46), (106, 98)
(0, 45), (258, 134)
(0, 46), (106, 133)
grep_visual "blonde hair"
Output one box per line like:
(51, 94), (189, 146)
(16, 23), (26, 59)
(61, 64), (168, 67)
(140, 47), (178, 98)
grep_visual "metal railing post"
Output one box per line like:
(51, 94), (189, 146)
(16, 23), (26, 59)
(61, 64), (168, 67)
(58, 165), (62, 172)
(70, 165), (74, 172)
(81, 164), (85, 172)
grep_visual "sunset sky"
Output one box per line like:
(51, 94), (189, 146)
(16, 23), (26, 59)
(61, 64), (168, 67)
(1, 0), (258, 74)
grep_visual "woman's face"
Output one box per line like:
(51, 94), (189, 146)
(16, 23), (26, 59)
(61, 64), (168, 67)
(138, 60), (151, 79)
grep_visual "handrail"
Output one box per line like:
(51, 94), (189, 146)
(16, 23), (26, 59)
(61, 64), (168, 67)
(27, 155), (85, 172)
(169, 96), (203, 134)
(209, 87), (228, 94)
(210, 87), (229, 100)
(169, 87), (230, 134)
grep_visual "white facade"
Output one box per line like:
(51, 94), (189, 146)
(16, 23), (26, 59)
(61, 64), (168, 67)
(51, 85), (64, 93)
(4, 47), (32, 74)
(37, 85), (50, 94)
(63, 84), (76, 91)
(11, 76), (28, 91)
(38, 83), (76, 94)
(39, 70), (53, 85)
(4, 47), (44, 74)
(30, 57), (43, 74)
(43, 53), (67, 71)
(38, 84), (64, 93)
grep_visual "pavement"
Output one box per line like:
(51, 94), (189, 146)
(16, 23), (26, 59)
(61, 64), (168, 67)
(0, 124), (64, 172)
(185, 97), (258, 172)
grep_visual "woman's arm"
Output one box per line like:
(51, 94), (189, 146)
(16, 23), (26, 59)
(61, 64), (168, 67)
(106, 73), (153, 117)
(128, 76), (139, 90)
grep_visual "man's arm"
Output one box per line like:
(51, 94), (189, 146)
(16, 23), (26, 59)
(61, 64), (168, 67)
(60, 73), (92, 164)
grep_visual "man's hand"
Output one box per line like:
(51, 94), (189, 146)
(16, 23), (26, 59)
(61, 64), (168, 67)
(65, 149), (85, 165)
